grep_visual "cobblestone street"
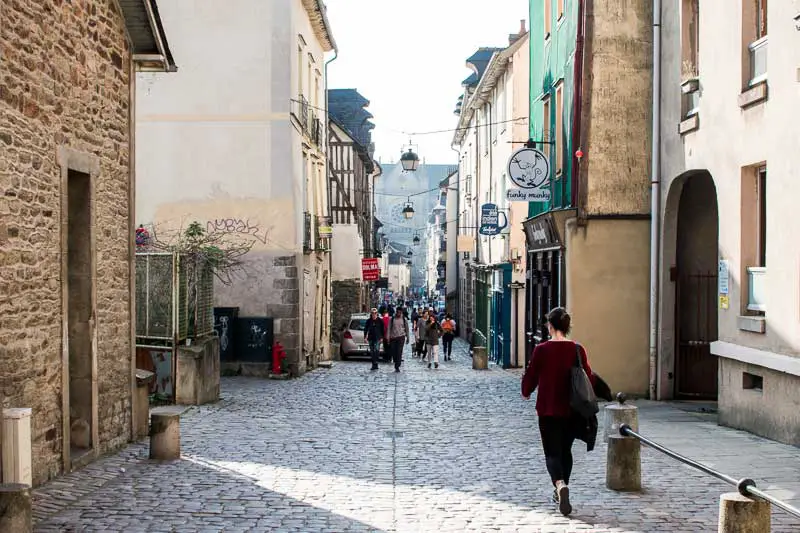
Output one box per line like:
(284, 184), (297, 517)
(32, 340), (800, 532)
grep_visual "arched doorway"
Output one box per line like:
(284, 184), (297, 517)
(673, 171), (719, 399)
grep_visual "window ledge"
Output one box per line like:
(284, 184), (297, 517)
(678, 114), (699, 135)
(739, 81), (768, 108)
(737, 315), (766, 334)
(711, 340), (800, 377)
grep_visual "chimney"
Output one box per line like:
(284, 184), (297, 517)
(509, 20), (527, 45)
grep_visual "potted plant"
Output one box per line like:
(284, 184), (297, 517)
(681, 60), (699, 94)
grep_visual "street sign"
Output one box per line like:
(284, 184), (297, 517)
(479, 203), (508, 236)
(361, 258), (380, 281)
(507, 147), (551, 202)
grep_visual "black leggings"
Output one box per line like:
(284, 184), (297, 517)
(538, 416), (577, 485)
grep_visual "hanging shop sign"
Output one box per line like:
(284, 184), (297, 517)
(522, 214), (561, 251)
(361, 258), (380, 281)
(479, 203), (509, 236)
(506, 147), (551, 202)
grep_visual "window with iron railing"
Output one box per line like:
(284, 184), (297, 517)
(296, 95), (309, 132)
(316, 215), (332, 251)
(303, 212), (313, 253)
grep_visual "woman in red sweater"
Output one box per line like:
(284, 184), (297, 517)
(521, 307), (595, 516)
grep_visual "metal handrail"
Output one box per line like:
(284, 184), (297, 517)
(619, 424), (800, 520)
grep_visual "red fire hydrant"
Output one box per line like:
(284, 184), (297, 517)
(272, 341), (287, 374)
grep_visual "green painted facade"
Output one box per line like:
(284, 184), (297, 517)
(528, 0), (579, 218)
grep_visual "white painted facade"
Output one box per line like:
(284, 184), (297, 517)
(135, 0), (336, 372)
(658, 0), (800, 443)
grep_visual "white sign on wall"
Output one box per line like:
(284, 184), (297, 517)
(506, 147), (551, 202)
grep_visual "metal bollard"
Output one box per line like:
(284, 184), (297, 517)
(149, 413), (181, 460)
(606, 393), (641, 491)
(718, 492), (771, 533)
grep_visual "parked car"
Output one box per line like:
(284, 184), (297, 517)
(340, 313), (389, 361)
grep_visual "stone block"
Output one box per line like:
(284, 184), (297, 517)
(273, 278), (298, 290)
(281, 290), (300, 305)
(273, 256), (296, 267)
(175, 337), (220, 406)
(285, 266), (298, 278)
(0, 484), (31, 533)
(149, 413), (180, 460)
(266, 304), (298, 319)
(278, 319), (300, 335)
(718, 492), (770, 533)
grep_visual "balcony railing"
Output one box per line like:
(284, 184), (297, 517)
(747, 266), (766, 312)
(295, 95), (310, 132)
(311, 116), (322, 146)
(748, 36), (768, 85)
(316, 215), (332, 251)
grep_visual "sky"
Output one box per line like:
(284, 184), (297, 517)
(325, 0), (529, 166)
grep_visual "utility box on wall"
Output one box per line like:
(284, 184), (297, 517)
(2, 408), (32, 486)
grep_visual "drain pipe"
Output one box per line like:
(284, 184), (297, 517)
(648, 0), (662, 400)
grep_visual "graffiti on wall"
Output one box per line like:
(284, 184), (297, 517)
(207, 218), (270, 245)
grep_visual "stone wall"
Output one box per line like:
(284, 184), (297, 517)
(331, 280), (364, 351)
(0, 1), (133, 485)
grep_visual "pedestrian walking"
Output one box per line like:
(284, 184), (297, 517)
(415, 310), (429, 361)
(387, 307), (409, 372)
(381, 307), (390, 355)
(364, 308), (385, 371)
(424, 314), (442, 369)
(521, 307), (596, 517)
(440, 313), (456, 361)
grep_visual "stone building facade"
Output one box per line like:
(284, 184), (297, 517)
(0, 0), (174, 485)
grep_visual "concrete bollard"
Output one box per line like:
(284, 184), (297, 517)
(604, 393), (639, 440)
(0, 483), (32, 533)
(472, 346), (488, 370)
(718, 492), (771, 533)
(149, 413), (181, 460)
(605, 393), (641, 491)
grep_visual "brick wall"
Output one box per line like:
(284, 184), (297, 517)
(0, 0), (133, 485)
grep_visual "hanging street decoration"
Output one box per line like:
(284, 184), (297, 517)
(506, 146), (551, 202)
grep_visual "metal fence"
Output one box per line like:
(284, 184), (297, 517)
(136, 252), (214, 342)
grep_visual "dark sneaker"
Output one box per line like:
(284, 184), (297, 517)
(557, 485), (572, 516)
(434, 362), (439, 369)
(427, 363), (432, 369)
(371, 366), (378, 371)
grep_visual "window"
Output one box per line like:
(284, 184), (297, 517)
(555, 83), (563, 175)
(681, 0), (699, 80)
(499, 81), (508, 132)
(545, 0), (552, 39)
(742, 165), (767, 313)
(297, 45), (304, 97)
(481, 107), (489, 154)
(744, 0), (768, 86)
(491, 99), (498, 143)
(542, 95), (551, 154)
(557, 0), (565, 21)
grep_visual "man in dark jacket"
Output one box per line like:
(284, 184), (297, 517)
(364, 308), (386, 371)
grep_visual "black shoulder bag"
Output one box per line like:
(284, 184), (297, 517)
(570, 343), (599, 418)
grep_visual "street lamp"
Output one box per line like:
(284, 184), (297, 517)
(400, 148), (420, 172)
(402, 200), (415, 219)
(413, 235), (420, 245)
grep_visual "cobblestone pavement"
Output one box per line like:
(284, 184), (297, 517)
(33, 339), (800, 532)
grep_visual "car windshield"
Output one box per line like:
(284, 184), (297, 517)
(348, 319), (367, 331)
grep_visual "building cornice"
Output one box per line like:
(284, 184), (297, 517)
(302, 0), (337, 52)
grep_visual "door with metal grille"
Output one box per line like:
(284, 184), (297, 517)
(675, 271), (718, 398)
